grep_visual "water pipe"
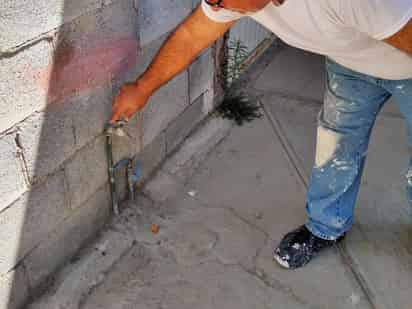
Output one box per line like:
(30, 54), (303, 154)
(105, 121), (141, 215)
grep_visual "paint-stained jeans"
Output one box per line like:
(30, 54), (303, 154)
(305, 58), (412, 240)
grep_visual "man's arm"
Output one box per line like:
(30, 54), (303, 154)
(384, 19), (412, 55)
(110, 5), (234, 122)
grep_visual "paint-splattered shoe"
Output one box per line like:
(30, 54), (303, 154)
(273, 225), (345, 269)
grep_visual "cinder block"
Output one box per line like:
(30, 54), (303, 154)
(24, 185), (111, 290)
(70, 86), (113, 150)
(136, 34), (190, 147)
(138, 0), (193, 46)
(0, 265), (30, 309)
(0, 0), (101, 51)
(15, 0), (141, 182)
(136, 131), (166, 185)
(65, 136), (108, 210)
(0, 171), (69, 275)
(0, 40), (53, 133)
(141, 71), (189, 147)
(189, 48), (214, 103)
(0, 133), (27, 213)
(111, 31), (168, 93)
(18, 107), (75, 183)
(45, 0), (139, 106)
(165, 94), (205, 154)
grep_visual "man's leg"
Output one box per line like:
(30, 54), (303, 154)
(384, 78), (412, 216)
(274, 58), (391, 269)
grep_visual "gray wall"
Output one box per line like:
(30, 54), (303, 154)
(0, 0), (271, 307)
(0, 1), (217, 308)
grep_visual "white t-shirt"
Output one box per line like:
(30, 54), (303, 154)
(201, 0), (412, 80)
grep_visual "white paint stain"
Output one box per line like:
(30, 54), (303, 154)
(315, 126), (340, 168)
(406, 169), (412, 186)
(350, 293), (361, 305)
(274, 254), (290, 269)
(396, 84), (407, 94)
(188, 190), (198, 197)
(332, 158), (346, 166)
(331, 217), (344, 229)
(330, 158), (353, 171)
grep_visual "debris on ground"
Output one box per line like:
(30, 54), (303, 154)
(151, 224), (160, 234)
(187, 190), (198, 197)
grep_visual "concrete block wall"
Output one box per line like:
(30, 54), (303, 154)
(0, 0), (221, 308)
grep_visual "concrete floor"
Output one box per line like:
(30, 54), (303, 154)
(82, 44), (412, 309)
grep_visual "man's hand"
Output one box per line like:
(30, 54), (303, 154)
(110, 82), (149, 123)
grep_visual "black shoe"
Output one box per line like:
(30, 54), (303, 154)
(273, 225), (345, 269)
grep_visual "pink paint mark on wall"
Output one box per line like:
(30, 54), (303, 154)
(28, 38), (139, 104)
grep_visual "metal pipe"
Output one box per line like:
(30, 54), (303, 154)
(105, 126), (120, 215)
(105, 121), (141, 215)
(105, 120), (142, 214)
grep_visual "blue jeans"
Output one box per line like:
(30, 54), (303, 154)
(305, 58), (412, 240)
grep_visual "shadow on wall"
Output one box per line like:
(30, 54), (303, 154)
(2, 1), (140, 308)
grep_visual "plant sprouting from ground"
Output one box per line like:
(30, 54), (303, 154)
(216, 39), (262, 126)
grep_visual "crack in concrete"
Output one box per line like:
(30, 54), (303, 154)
(146, 244), (312, 309)
(207, 248), (317, 309)
(165, 198), (315, 307)
(251, 227), (269, 273)
(246, 265), (319, 309)
(226, 206), (270, 238)
(232, 229), (319, 309)
(336, 242), (378, 309)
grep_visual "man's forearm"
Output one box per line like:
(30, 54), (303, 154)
(135, 6), (233, 98)
(136, 26), (199, 97)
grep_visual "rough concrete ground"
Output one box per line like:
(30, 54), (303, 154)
(82, 118), (371, 309)
(31, 43), (412, 309)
